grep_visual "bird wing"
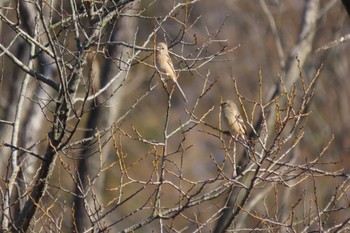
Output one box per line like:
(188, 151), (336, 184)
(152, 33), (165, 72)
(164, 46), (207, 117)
(165, 54), (176, 78)
(236, 114), (247, 133)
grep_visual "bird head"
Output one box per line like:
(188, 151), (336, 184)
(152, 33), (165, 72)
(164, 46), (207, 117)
(156, 42), (168, 52)
(221, 100), (237, 110)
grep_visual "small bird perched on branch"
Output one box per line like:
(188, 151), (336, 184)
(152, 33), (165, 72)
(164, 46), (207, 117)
(155, 42), (188, 103)
(221, 100), (246, 139)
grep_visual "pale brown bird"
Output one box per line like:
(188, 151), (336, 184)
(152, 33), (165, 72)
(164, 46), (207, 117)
(156, 42), (188, 103)
(221, 100), (246, 138)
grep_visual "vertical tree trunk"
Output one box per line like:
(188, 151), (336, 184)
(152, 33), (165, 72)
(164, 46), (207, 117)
(73, 3), (139, 231)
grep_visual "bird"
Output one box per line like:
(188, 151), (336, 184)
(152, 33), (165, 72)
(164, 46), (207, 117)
(155, 42), (188, 103)
(221, 100), (246, 138)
